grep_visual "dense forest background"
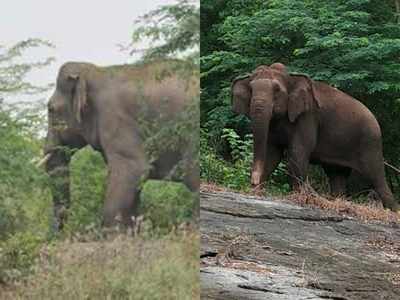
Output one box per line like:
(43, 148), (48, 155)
(0, 1), (199, 298)
(200, 0), (400, 197)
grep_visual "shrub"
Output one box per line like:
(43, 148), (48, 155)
(140, 180), (195, 233)
(65, 147), (107, 232)
(201, 128), (291, 193)
(0, 231), (45, 282)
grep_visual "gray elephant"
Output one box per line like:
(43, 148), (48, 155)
(231, 63), (399, 211)
(41, 60), (199, 229)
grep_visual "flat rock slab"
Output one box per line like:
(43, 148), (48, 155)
(200, 191), (400, 300)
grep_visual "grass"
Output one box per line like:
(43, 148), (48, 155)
(288, 184), (400, 224)
(0, 230), (199, 300)
(201, 182), (400, 224)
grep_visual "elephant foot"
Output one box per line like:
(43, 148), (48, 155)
(388, 201), (400, 212)
(103, 212), (133, 228)
(51, 204), (68, 232)
(251, 169), (264, 187)
(251, 160), (266, 186)
(381, 197), (399, 212)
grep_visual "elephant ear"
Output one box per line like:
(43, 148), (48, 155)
(288, 75), (321, 123)
(231, 75), (251, 116)
(69, 73), (87, 123)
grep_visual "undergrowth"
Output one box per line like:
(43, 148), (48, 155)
(1, 230), (199, 300)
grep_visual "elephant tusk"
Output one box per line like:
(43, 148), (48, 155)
(384, 161), (400, 174)
(35, 153), (52, 168)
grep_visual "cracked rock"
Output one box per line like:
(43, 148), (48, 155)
(200, 191), (400, 300)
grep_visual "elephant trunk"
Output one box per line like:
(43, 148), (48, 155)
(250, 98), (273, 186)
(43, 128), (71, 231)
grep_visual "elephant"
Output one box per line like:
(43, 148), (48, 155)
(41, 59), (199, 229)
(231, 62), (399, 211)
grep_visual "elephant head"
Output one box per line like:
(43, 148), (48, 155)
(44, 62), (95, 156)
(231, 63), (322, 186)
(42, 62), (94, 230)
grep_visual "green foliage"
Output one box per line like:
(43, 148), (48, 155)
(200, 131), (230, 185)
(200, 128), (251, 191)
(0, 231), (45, 281)
(0, 107), (52, 283)
(140, 180), (194, 233)
(201, 0), (400, 195)
(0, 107), (52, 235)
(0, 39), (54, 96)
(137, 83), (199, 182)
(222, 128), (252, 163)
(268, 163), (291, 194)
(66, 148), (107, 232)
(0, 38), (56, 284)
(131, 0), (199, 65)
(201, 128), (291, 193)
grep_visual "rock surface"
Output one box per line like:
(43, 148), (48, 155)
(200, 191), (400, 300)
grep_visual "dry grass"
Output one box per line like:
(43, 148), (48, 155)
(0, 230), (199, 300)
(200, 182), (265, 197)
(288, 184), (400, 224)
(201, 182), (232, 193)
(201, 231), (271, 274)
(201, 182), (400, 224)
(366, 234), (400, 260)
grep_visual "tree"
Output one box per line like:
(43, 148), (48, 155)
(0, 39), (54, 238)
(0, 39), (53, 98)
(130, 0), (199, 66)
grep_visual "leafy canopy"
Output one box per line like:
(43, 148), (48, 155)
(131, 0), (199, 66)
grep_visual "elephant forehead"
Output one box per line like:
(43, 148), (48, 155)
(250, 78), (273, 88)
(57, 62), (95, 81)
(253, 67), (288, 83)
(58, 62), (82, 76)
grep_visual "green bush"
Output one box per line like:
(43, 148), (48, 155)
(201, 128), (291, 193)
(0, 231), (45, 282)
(140, 180), (195, 233)
(0, 108), (52, 283)
(65, 147), (107, 232)
(200, 129), (251, 191)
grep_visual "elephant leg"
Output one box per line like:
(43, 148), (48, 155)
(357, 156), (399, 211)
(328, 175), (347, 196)
(287, 145), (311, 191)
(183, 161), (199, 192)
(148, 149), (199, 192)
(262, 143), (283, 182)
(323, 165), (351, 197)
(286, 120), (317, 191)
(182, 161), (200, 223)
(369, 175), (398, 211)
(103, 157), (148, 227)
